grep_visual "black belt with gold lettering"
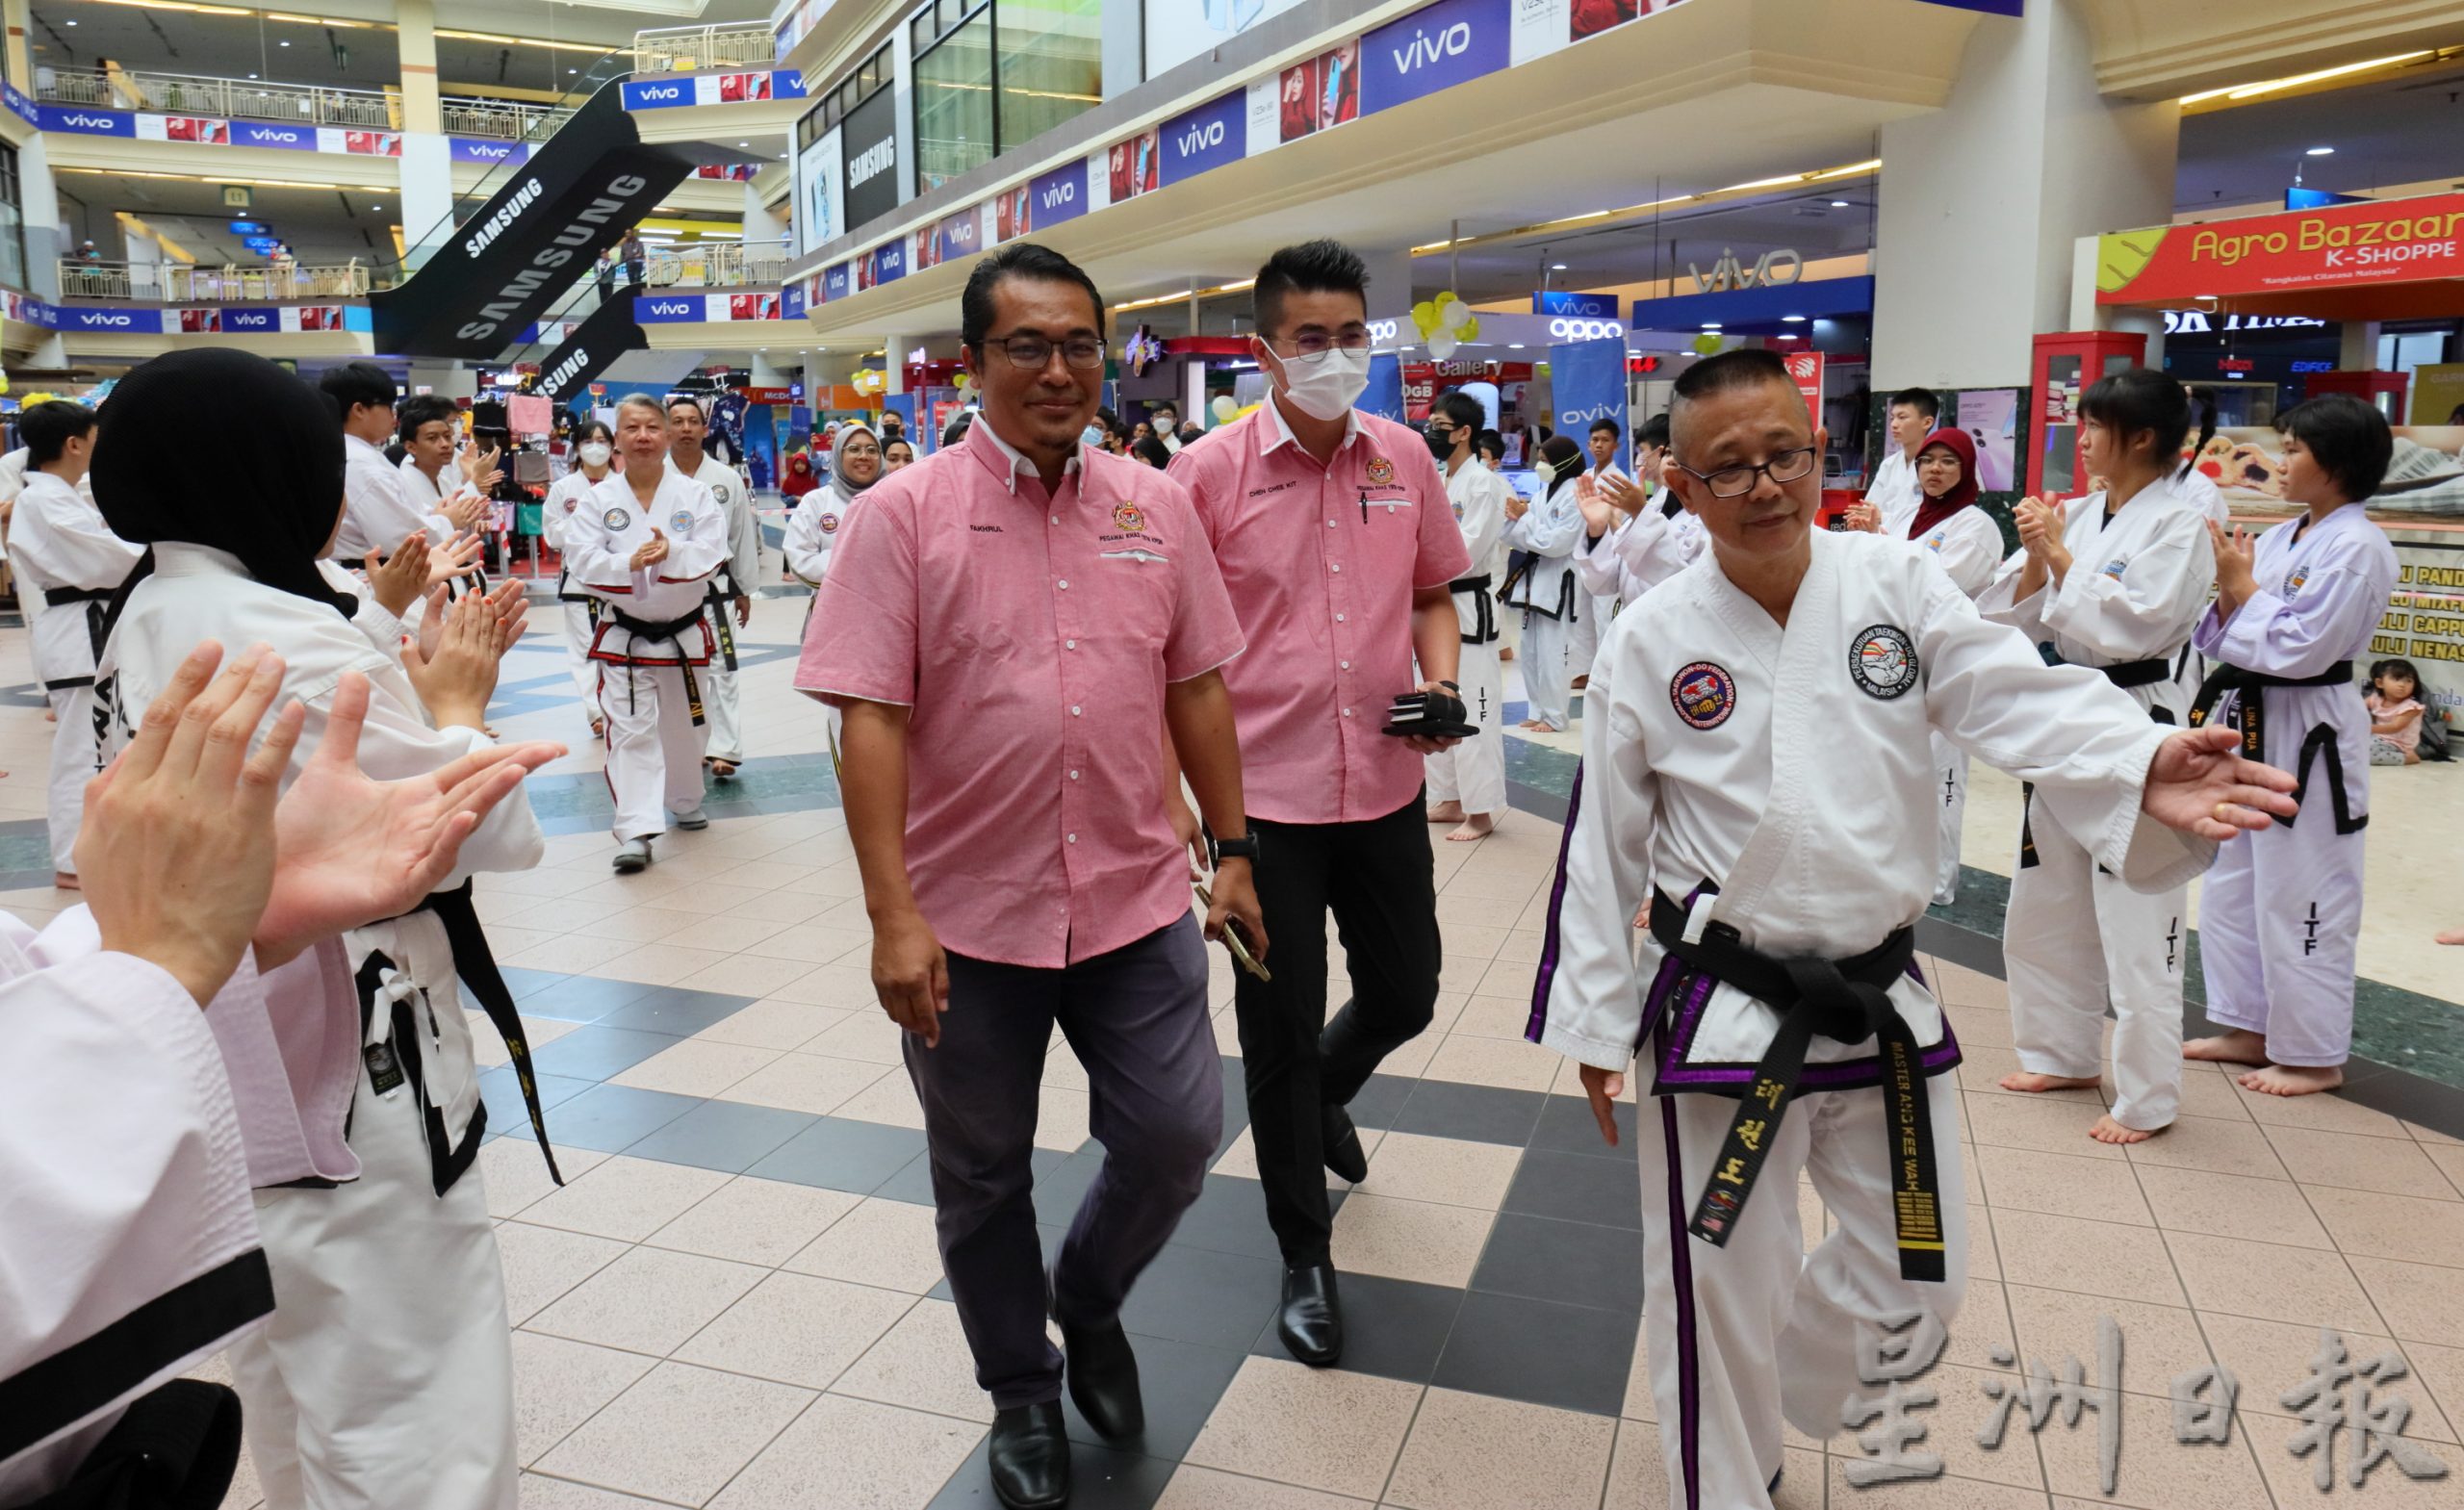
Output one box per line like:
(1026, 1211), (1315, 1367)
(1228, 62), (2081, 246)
(1449, 574), (1496, 645)
(606, 606), (708, 726)
(703, 582), (740, 672)
(1648, 888), (1944, 1282)
(2189, 659), (2351, 758)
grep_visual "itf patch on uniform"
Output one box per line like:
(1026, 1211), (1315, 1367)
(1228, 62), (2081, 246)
(1670, 661), (1737, 729)
(603, 507), (631, 529)
(669, 509), (694, 533)
(561, 498), (578, 514)
(1365, 456), (1396, 487)
(2283, 565), (2311, 596)
(1112, 500), (1147, 534)
(817, 511), (840, 534)
(1850, 624), (1919, 700)
(2100, 556), (2129, 580)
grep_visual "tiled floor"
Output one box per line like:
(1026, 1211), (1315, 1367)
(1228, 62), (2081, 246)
(2, 602), (2453, 1509)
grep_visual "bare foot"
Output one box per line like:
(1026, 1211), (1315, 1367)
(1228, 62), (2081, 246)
(1426, 801), (1466, 825)
(2240, 1063), (2344, 1097)
(2439, 928), (2464, 946)
(2184, 1029), (2271, 1066)
(1518, 719), (1551, 731)
(1998, 1071), (2100, 1094)
(2088, 1113), (2160, 1144)
(52, 872), (80, 892)
(1446, 813), (1496, 842)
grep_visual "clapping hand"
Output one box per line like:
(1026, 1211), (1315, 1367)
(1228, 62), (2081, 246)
(2208, 519), (2257, 620)
(1574, 472), (1615, 536)
(2142, 726), (2298, 841)
(630, 526), (671, 573)
(1598, 471), (1648, 520)
(1502, 491), (1529, 523)
(425, 531), (485, 588)
(402, 585), (508, 730)
(366, 534), (431, 618)
(1842, 502), (1884, 534)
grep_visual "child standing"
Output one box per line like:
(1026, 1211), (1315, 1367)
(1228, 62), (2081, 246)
(2366, 659), (2426, 766)
(2185, 396), (2400, 1097)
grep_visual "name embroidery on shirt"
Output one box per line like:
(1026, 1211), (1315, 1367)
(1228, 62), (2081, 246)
(1848, 624), (1920, 701)
(1101, 548), (1171, 565)
(1671, 661), (1737, 730)
(603, 507), (631, 529)
(669, 509), (694, 533)
(969, 524), (1004, 534)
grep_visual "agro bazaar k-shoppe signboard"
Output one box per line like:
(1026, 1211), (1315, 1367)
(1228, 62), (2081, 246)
(2097, 192), (2464, 304)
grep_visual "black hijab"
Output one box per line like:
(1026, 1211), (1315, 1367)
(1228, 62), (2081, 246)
(94, 347), (356, 622)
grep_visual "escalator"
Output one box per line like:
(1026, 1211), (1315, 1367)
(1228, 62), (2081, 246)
(371, 68), (763, 363)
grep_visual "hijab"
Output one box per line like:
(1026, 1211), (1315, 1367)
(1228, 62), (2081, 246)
(781, 451), (820, 499)
(829, 422), (882, 507)
(94, 346), (355, 627)
(1907, 425), (1979, 542)
(1537, 434), (1585, 501)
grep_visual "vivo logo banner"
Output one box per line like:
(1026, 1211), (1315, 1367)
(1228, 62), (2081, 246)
(221, 308), (277, 331)
(783, 283), (807, 320)
(236, 122), (312, 150)
(67, 308), (163, 332)
(450, 138), (527, 164)
(1361, 0), (1507, 115)
(620, 81), (688, 110)
(1547, 316), (1625, 341)
(43, 106), (133, 136)
(1534, 291), (1616, 320)
(1550, 334), (1628, 452)
(636, 297), (705, 323)
(937, 209), (981, 263)
(1030, 162), (1084, 229)
(0, 82), (35, 126)
(1160, 91), (1245, 187)
(825, 262), (852, 301)
(872, 241), (906, 283)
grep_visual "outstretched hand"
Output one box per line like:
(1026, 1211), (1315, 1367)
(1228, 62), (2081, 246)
(2142, 726), (2298, 841)
(252, 671), (564, 968)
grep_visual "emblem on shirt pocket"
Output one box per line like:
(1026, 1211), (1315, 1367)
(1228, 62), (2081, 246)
(2283, 565), (2310, 596)
(1670, 661), (1736, 730)
(2100, 557), (2128, 580)
(1849, 624), (1919, 700)
(1113, 500), (1147, 534)
(818, 511), (840, 534)
(1366, 456), (1396, 486)
(669, 509), (695, 533)
(1924, 530), (1945, 551)
(603, 507), (631, 529)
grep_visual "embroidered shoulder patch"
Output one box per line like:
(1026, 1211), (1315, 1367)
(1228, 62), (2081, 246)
(1848, 624), (1919, 701)
(603, 507), (631, 529)
(1366, 456), (1396, 487)
(561, 498), (578, 513)
(818, 511), (840, 534)
(669, 509), (695, 533)
(1670, 661), (1737, 730)
(2282, 565), (2310, 596)
(2100, 557), (2128, 580)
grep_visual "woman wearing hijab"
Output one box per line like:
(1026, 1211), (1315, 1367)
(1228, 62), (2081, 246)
(784, 419), (879, 610)
(89, 348), (562, 1510)
(545, 418), (617, 736)
(781, 450), (821, 500)
(1499, 434), (1587, 731)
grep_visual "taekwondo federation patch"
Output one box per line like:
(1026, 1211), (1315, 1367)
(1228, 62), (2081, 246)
(670, 509), (695, 533)
(1670, 661), (1736, 730)
(1112, 500), (1147, 534)
(1452, 499), (1466, 521)
(1849, 624), (1919, 701)
(1923, 529), (1945, 551)
(2283, 565), (2311, 596)
(603, 507), (631, 529)
(1365, 456), (1396, 487)
(561, 498), (578, 513)
(818, 511), (839, 534)
(2100, 556), (2129, 580)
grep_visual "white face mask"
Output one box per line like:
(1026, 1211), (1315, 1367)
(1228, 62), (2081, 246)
(1270, 346), (1372, 422)
(579, 442), (612, 467)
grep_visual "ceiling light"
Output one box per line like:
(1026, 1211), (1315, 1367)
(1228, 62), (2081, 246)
(278, 39), (291, 46)
(2306, 145), (2336, 156)
(63, 19), (75, 25)
(1772, 333), (1798, 340)
(1830, 199), (1849, 208)
(738, 141), (750, 147)
(1507, 343), (1525, 348)
(1550, 262), (1567, 270)
(1782, 315), (1807, 323)
(1701, 322), (1722, 330)
(2181, 51), (2431, 105)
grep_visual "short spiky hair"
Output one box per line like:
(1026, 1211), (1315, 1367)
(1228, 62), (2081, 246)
(319, 361), (397, 418)
(1433, 390), (1484, 433)
(1669, 348), (1800, 457)
(19, 399), (93, 464)
(396, 392), (462, 439)
(1253, 239), (1368, 340)
(1886, 387), (1939, 422)
(961, 243), (1105, 348)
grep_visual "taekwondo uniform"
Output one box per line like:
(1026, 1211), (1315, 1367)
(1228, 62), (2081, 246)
(1865, 448), (1923, 537)
(2190, 503), (2398, 1068)
(1565, 465), (1632, 678)
(568, 473), (729, 841)
(97, 542), (550, 1510)
(1903, 467), (2010, 909)
(395, 454), (484, 529)
(9, 471), (139, 875)
(0, 907), (270, 1507)
(1530, 528), (2212, 1510)
(1575, 488), (1704, 609)
(1424, 455), (1513, 816)
(678, 453), (757, 770)
(334, 433), (450, 561)
(1977, 473), (2215, 1132)
(542, 469), (608, 713)
(1500, 479), (1584, 730)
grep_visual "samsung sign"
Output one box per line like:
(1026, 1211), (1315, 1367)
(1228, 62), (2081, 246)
(839, 88), (902, 230)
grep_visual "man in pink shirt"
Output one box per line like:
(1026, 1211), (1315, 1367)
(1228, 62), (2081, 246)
(1166, 240), (1471, 1368)
(796, 243), (1264, 1510)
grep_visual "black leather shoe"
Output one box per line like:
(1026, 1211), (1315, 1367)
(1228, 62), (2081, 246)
(1322, 1105), (1369, 1184)
(1058, 1313), (1143, 1440)
(987, 1401), (1070, 1509)
(1278, 1264), (1343, 1367)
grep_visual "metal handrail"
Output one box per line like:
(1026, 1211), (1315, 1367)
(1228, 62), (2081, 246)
(631, 23), (776, 75)
(639, 240), (793, 288)
(33, 66), (569, 138)
(57, 258), (380, 302)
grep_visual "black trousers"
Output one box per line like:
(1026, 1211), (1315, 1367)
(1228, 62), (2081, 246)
(1235, 792), (1443, 1266)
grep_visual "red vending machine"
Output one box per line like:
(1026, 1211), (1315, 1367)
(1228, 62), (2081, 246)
(2026, 330), (2147, 499)
(2300, 368), (2410, 421)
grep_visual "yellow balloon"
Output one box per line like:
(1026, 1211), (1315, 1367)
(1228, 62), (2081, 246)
(0, 373), (13, 397)
(1210, 395), (1238, 422)
(1691, 333), (1724, 356)
(1457, 317), (1479, 342)
(1409, 299), (1438, 335)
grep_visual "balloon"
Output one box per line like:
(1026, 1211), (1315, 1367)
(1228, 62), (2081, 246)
(1211, 395), (1238, 422)
(0, 373), (12, 397)
(1691, 332), (1724, 355)
(1437, 296), (1469, 330)
(1426, 331), (1458, 360)
(953, 371), (973, 390)
(1409, 299), (1438, 336)
(1456, 317), (1479, 342)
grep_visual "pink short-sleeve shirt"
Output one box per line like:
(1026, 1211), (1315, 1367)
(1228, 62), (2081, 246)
(795, 419), (1245, 968)
(1167, 402), (1470, 825)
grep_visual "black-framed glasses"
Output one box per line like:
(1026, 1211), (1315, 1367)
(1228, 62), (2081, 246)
(981, 334), (1107, 371)
(1272, 328), (1373, 358)
(1671, 446), (1819, 499)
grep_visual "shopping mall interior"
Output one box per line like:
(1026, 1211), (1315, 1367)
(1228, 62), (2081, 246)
(3, 1), (2464, 1508)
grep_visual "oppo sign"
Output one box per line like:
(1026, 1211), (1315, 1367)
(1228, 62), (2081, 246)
(1369, 319), (1399, 344)
(1548, 317), (1625, 341)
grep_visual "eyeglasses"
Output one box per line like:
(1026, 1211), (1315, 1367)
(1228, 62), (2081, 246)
(1273, 329), (1373, 358)
(1671, 446), (1819, 499)
(982, 334), (1107, 371)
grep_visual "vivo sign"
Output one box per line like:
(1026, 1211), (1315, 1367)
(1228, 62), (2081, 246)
(1361, 0), (1506, 114)
(1161, 92), (1244, 187)
(629, 83), (686, 106)
(1548, 317), (1625, 340)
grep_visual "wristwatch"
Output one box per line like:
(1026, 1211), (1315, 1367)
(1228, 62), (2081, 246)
(1212, 832), (1261, 864)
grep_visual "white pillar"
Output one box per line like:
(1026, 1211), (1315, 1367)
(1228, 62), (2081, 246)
(396, 0), (454, 266)
(2338, 320), (2382, 371)
(1872, 5), (2179, 390)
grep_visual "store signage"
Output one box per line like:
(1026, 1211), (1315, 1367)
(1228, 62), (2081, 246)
(42, 106), (135, 136)
(1160, 90), (1245, 187)
(228, 220), (269, 235)
(2290, 360), (2335, 373)
(2218, 357), (2255, 374)
(1547, 316), (1624, 340)
(1361, 0), (1509, 115)
(1534, 291), (1616, 319)
(2098, 192), (2464, 304)
(236, 122), (312, 149)
(1023, 162), (1085, 235)
(1550, 333), (1628, 444)
(534, 294), (651, 402)
(825, 261), (852, 300)
(937, 208), (982, 263)
(1368, 319), (1399, 344)
(64, 307), (164, 332)
(1684, 246), (1803, 294)
(1784, 349), (1824, 422)
(637, 296), (707, 322)
(451, 139), (530, 165)
(244, 237), (281, 253)
(2161, 311), (2326, 334)
(839, 87), (902, 229)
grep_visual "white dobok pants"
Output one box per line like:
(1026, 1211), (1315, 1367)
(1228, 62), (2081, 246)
(1520, 610), (1574, 732)
(44, 683), (94, 874)
(598, 658), (710, 841)
(1424, 622), (1504, 815)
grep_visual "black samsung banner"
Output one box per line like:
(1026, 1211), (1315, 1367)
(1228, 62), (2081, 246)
(371, 82), (706, 359)
(532, 293), (651, 406)
(839, 87), (902, 232)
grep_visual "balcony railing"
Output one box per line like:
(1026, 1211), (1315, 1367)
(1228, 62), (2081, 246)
(631, 23), (778, 75)
(641, 240), (793, 289)
(33, 67), (569, 139)
(58, 258), (380, 303)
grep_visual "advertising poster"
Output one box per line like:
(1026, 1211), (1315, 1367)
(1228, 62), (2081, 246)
(2097, 193), (2464, 306)
(840, 88), (903, 229)
(1107, 130), (1160, 202)
(1361, 353), (1406, 423)
(1361, 0), (1511, 115)
(1954, 386), (2017, 493)
(1160, 91), (1245, 187)
(1143, 0), (1310, 79)
(1277, 57), (1320, 141)
(797, 126), (843, 256)
(994, 183), (1030, 243)
(937, 206), (984, 264)
(1550, 335), (1629, 447)
(912, 226), (942, 272)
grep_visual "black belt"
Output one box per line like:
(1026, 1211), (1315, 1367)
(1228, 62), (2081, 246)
(2040, 641), (2177, 689)
(357, 879), (562, 1193)
(1449, 574), (1497, 645)
(604, 607), (708, 725)
(42, 586), (115, 687)
(16, 1378), (244, 1510)
(2191, 659), (2363, 833)
(1648, 889), (1945, 1282)
(703, 582), (740, 672)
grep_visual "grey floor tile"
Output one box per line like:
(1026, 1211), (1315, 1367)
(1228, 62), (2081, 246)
(1386, 1079), (1547, 1147)
(927, 1439), (1173, 1510)
(1472, 1211), (1643, 1314)
(1530, 1093), (1639, 1160)
(529, 1024), (686, 1082)
(1061, 1334), (1247, 1461)
(1114, 1243), (1283, 1352)
(874, 1146), (1070, 1209)
(623, 1097), (819, 1173)
(499, 965), (571, 1002)
(746, 1113), (930, 1194)
(1431, 1290), (1634, 1417)
(542, 1083), (705, 1153)
(1159, 1174), (1344, 1263)
(1502, 1147), (1645, 1231)
(476, 1068), (593, 1140)
(1248, 1271), (1464, 1386)
(595, 985), (758, 1036)
(1345, 1071), (1419, 1132)
(511, 973), (660, 1023)
(1032, 1147), (1105, 1224)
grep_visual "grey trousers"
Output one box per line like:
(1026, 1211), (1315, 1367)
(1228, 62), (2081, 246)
(905, 913), (1221, 1410)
